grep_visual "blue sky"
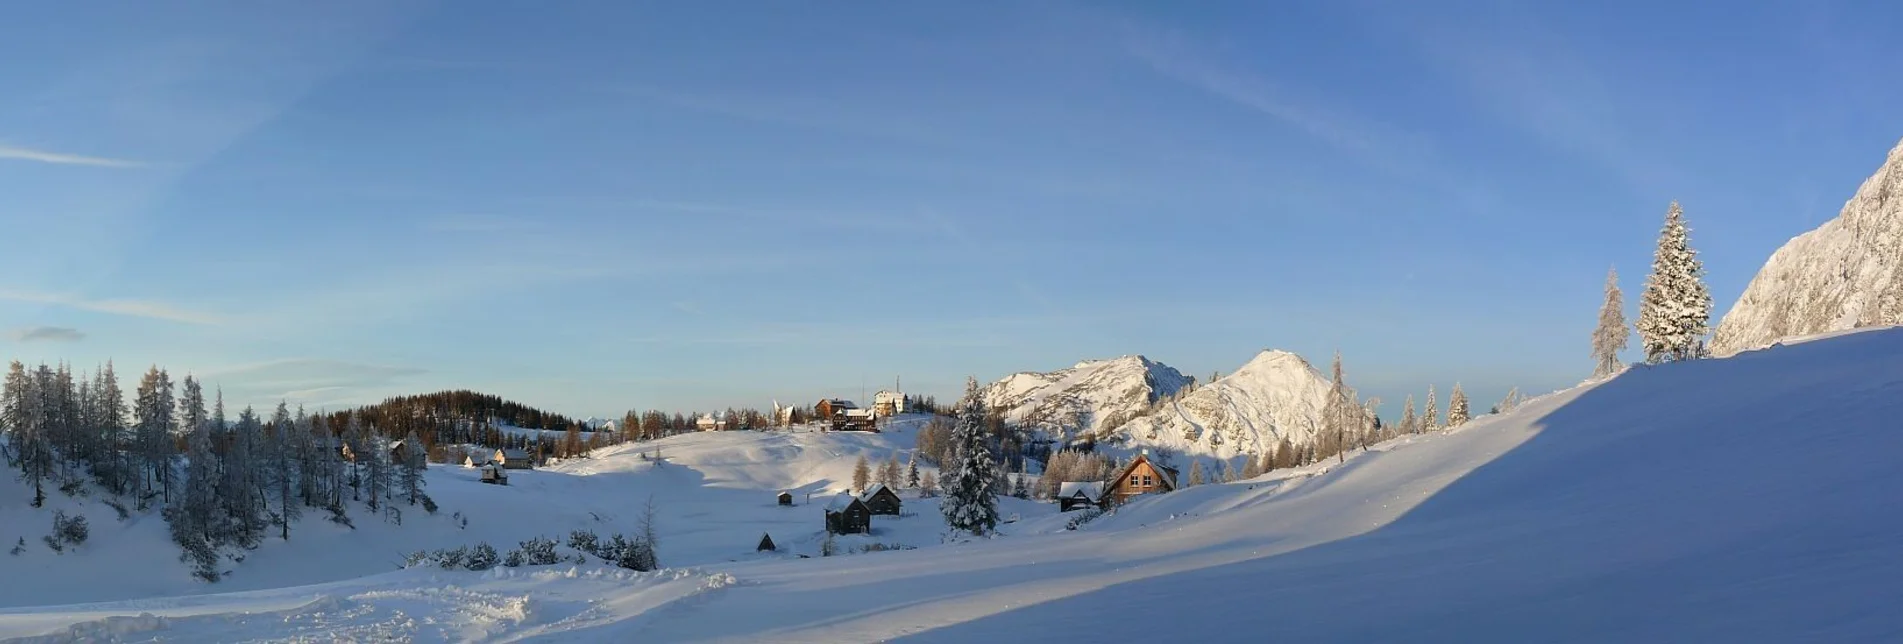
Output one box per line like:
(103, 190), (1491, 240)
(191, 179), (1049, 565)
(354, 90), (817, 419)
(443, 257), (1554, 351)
(2, 0), (1901, 419)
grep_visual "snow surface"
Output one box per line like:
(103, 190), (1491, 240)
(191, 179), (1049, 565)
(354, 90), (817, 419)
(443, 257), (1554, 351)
(8, 331), (1903, 641)
(1712, 137), (1903, 355)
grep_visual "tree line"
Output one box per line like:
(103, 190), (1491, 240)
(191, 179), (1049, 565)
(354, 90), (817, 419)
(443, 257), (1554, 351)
(1, 361), (432, 581)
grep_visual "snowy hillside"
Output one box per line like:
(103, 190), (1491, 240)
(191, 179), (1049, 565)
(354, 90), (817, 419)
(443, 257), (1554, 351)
(1711, 137), (1903, 355)
(9, 331), (1903, 641)
(981, 355), (1190, 439)
(0, 414), (1044, 609)
(1106, 350), (1338, 458)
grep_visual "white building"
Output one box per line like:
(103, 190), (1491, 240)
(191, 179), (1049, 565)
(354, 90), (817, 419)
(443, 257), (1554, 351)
(873, 390), (906, 417)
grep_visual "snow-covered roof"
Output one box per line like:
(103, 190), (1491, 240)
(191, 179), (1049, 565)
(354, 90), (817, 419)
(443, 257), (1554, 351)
(824, 399), (858, 408)
(860, 483), (895, 500)
(1059, 481), (1105, 499)
(499, 448), (531, 459)
(825, 493), (864, 512)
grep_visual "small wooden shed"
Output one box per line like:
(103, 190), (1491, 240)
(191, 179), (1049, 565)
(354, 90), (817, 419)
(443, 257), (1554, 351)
(777, 491), (794, 506)
(1058, 481), (1107, 512)
(757, 533), (777, 552)
(859, 484), (902, 515)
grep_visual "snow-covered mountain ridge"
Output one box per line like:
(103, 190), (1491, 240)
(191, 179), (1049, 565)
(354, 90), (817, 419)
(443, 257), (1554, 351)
(984, 350), (1343, 459)
(1711, 137), (1903, 355)
(980, 354), (1190, 440)
(1105, 350), (1339, 458)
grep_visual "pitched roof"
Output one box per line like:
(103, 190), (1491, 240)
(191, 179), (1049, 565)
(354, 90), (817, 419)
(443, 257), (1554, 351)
(860, 483), (896, 500)
(499, 447), (531, 459)
(1058, 481), (1105, 499)
(1111, 453), (1178, 491)
(825, 493), (865, 512)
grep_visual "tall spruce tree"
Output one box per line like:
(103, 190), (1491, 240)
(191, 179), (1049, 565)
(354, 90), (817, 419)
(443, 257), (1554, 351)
(1447, 384), (1471, 428)
(1593, 266), (1631, 376)
(1637, 202), (1713, 363)
(133, 367), (176, 507)
(1399, 395), (1418, 435)
(940, 378), (1000, 537)
(271, 403), (301, 540)
(1424, 386), (1440, 432)
(400, 430), (426, 506)
(95, 361), (129, 494)
(222, 404), (265, 548)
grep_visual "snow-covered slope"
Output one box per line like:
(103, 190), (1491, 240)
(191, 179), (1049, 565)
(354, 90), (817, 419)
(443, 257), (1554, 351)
(1105, 350), (1337, 458)
(981, 355), (1190, 439)
(1711, 138), (1903, 356)
(11, 329), (1903, 641)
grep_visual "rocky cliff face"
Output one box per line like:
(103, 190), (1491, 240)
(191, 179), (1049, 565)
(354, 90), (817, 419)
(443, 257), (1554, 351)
(981, 355), (1191, 441)
(1098, 350), (1338, 459)
(1711, 139), (1903, 356)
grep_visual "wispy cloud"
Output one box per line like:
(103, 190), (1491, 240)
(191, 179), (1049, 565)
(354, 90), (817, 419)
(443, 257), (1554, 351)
(203, 359), (428, 409)
(421, 214), (541, 234)
(0, 289), (224, 325)
(9, 326), (85, 343)
(1121, 28), (1498, 212)
(0, 143), (142, 168)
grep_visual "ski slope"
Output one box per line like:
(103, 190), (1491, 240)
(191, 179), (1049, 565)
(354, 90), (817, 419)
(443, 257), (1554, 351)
(6, 329), (1903, 641)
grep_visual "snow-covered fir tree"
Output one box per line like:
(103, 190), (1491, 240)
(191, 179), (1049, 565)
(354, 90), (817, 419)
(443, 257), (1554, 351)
(1187, 459), (1205, 486)
(171, 410), (223, 581)
(1494, 388), (1523, 415)
(134, 366), (176, 507)
(1593, 266), (1631, 377)
(1424, 385), (1440, 432)
(2, 362), (51, 507)
(1447, 384), (1471, 428)
(222, 404), (266, 548)
(270, 403), (302, 540)
(1637, 202), (1713, 363)
(940, 378), (1000, 537)
(906, 455), (920, 488)
(400, 430), (427, 506)
(365, 432), (393, 513)
(1399, 395), (1418, 435)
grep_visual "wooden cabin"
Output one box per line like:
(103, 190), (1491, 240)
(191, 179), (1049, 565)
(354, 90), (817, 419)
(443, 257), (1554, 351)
(815, 399), (857, 421)
(1104, 452), (1178, 504)
(479, 463), (509, 485)
(1057, 481), (1107, 512)
(859, 484), (902, 515)
(777, 491), (794, 506)
(495, 447), (536, 470)
(824, 494), (872, 535)
(390, 440), (424, 469)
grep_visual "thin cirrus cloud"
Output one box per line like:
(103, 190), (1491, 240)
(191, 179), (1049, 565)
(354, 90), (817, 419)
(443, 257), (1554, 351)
(0, 143), (143, 168)
(0, 289), (224, 325)
(9, 326), (86, 343)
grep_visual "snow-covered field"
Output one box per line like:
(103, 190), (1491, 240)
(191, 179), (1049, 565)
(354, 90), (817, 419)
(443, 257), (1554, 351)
(6, 329), (1903, 641)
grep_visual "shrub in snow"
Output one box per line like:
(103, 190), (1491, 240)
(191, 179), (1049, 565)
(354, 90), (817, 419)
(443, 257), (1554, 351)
(514, 536), (560, 566)
(420, 494), (439, 515)
(858, 543), (915, 553)
(42, 511), (88, 553)
(502, 549), (525, 568)
(10, 537), (24, 556)
(436, 546), (467, 570)
(1065, 508), (1105, 531)
(103, 499), (130, 521)
(599, 534), (657, 572)
(567, 530), (600, 557)
(466, 543), (499, 571)
(326, 503), (353, 529)
(404, 551), (433, 568)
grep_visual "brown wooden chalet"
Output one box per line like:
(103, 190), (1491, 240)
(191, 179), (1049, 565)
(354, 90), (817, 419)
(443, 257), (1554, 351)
(859, 484), (902, 515)
(1105, 452), (1178, 504)
(777, 491), (794, 506)
(824, 494), (872, 534)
